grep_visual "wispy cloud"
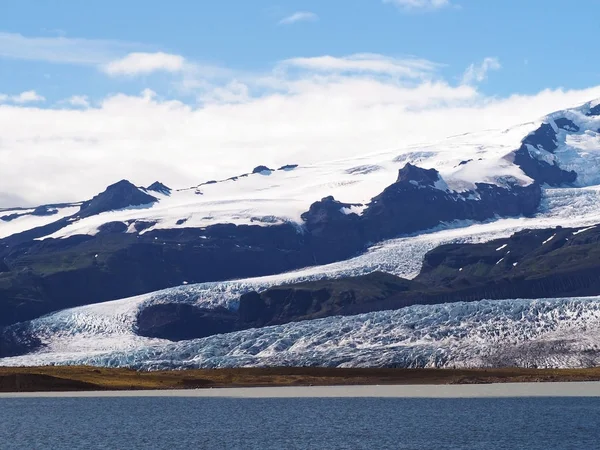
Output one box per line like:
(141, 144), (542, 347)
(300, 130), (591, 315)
(281, 53), (439, 79)
(462, 57), (501, 85)
(103, 52), (186, 76)
(278, 11), (319, 25)
(0, 32), (139, 65)
(383, 0), (451, 11)
(0, 90), (45, 104)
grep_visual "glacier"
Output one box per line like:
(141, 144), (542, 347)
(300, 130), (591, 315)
(2, 184), (600, 369)
(4, 297), (600, 370)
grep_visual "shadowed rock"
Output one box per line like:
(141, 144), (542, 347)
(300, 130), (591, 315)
(79, 180), (157, 218)
(522, 123), (558, 152)
(555, 118), (580, 132)
(147, 181), (171, 195)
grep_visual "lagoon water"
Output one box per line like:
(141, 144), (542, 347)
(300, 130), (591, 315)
(1, 385), (600, 449)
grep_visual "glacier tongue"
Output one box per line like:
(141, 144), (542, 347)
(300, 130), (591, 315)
(4, 184), (600, 369)
(4, 297), (600, 370)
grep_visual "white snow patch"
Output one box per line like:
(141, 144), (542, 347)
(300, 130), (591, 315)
(573, 226), (595, 235)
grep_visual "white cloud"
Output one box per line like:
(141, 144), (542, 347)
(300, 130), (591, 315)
(384, 0), (451, 10)
(0, 32), (139, 65)
(64, 95), (90, 108)
(281, 53), (439, 78)
(10, 90), (45, 104)
(462, 57), (501, 85)
(0, 93), (7, 103)
(0, 53), (599, 207)
(103, 52), (186, 76)
(278, 11), (319, 25)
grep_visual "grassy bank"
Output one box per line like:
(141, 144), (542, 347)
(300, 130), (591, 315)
(2, 366), (600, 392)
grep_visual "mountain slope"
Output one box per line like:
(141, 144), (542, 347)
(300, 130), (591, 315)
(2, 99), (600, 354)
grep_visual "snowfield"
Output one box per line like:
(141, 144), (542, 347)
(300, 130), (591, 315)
(1, 100), (597, 241)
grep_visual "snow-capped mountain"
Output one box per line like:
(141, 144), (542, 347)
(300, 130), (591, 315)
(2, 99), (599, 241)
(3, 99), (600, 369)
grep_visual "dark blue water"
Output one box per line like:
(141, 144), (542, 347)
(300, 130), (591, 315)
(1, 397), (599, 449)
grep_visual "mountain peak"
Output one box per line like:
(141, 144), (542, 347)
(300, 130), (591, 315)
(78, 180), (157, 218)
(396, 163), (440, 186)
(147, 181), (172, 195)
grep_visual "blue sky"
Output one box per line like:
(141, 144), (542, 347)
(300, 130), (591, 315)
(2, 0), (600, 207)
(2, 0), (599, 103)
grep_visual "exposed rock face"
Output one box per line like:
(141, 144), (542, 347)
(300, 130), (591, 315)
(278, 164), (298, 171)
(511, 121), (584, 186)
(97, 221), (128, 234)
(136, 304), (236, 341)
(301, 196), (364, 263)
(522, 123), (558, 152)
(237, 272), (421, 329)
(146, 181), (171, 195)
(513, 146), (577, 186)
(252, 165), (273, 174)
(396, 163), (439, 186)
(78, 180), (157, 218)
(511, 122), (578, 186)
(587, 104), (600, 117)
(361, 164), (541, 242)
(32, 206), (58, 217)
(554, 118), (580, 132)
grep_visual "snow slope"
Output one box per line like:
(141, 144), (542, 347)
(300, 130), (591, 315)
(5, 120), (540, 240)
(0, 205), (80, 239)
(15, 101), (600, 240)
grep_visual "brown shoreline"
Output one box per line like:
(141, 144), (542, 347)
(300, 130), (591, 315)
(2, 366), (600, 393)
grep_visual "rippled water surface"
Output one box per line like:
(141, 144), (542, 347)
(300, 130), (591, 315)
(1, 396), (599, 449)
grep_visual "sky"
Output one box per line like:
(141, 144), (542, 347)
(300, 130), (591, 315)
(1, 0), (600, 206)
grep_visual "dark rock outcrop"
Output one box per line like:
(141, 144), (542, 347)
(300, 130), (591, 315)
(0, 213), (20, 222)
(78, 180), (157, 218)
(278, 164), (298, 171)
(136, 303), (237, 341)
(32, 206), (58, 217)
(587, 104), (600, 117)
(147, 181), (171, 195)
(133, 221), (156, 232)
(513, 146), (577, 186)
(252, 165), (273, 174)
(522, 123), (558, 152)
(237, 272), (421, 329)
(361, 164), (541, 242)
(301, 196), (364, 263)
(554, 118), (580, 132)
(97, 221), (128, 234)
